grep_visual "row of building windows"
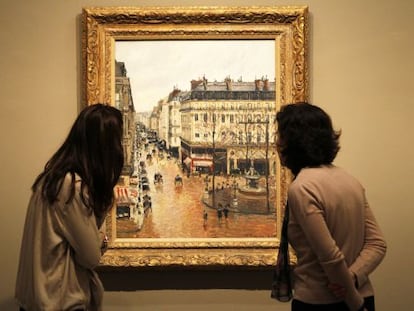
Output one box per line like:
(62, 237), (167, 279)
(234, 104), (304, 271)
(193, 113), (275, 123)
(194, 131), (271, 144)
(181, 101), (274, 111)
(189, 91), (275, 101)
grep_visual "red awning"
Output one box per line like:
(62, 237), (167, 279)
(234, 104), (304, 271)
(115, 187), (138, 204)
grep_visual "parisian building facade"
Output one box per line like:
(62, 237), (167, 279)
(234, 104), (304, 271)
(122, 63), (279, 177)
(115, 61), (136, 175)
(179, 76), (278, 176)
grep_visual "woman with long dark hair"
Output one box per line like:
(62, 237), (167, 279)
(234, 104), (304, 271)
(15, 104), (124, 311)
(276, 102), (386, 311)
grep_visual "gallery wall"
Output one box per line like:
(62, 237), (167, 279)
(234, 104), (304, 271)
(1, 0), (413, 310)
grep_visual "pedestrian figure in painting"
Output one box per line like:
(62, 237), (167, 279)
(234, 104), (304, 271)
(15, 104), (124, 311)
(217, 203), (223, 221)
(142, 194), (152, 215)
(174, 174), (183, 187)
(203, 209), (208, 228)
(223, 203), (230, 219)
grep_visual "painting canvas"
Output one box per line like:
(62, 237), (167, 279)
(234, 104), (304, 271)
(82, 6), (309, 268)
(114, 40), (277, 241)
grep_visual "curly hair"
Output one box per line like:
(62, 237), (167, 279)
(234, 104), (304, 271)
(276, 102), (341, 176)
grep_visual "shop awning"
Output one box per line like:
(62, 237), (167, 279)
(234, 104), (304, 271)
(193, 160), (212, 167)
(183, 157), (192, 166)
(115, 186), (138, 204)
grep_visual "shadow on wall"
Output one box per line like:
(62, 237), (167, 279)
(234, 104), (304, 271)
(98, 268), (274, 291)
(0, 297), (18, 311)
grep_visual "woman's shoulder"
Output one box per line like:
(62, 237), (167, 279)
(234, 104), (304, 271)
(296, 165), (348, 179)
(291, 165), (342, 188)
(292, 165), (363, 192)
(61, 172), (81, 188)
(58, 173), (82, 201)
(293, 165), (332, 181)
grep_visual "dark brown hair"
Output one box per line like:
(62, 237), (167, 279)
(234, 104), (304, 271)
(276, 102), (341, 176)
(32, 104), (124, 217)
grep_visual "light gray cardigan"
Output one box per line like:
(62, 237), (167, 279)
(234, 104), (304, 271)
(15, 174), (104, 311)
(288, 165), (386, 311)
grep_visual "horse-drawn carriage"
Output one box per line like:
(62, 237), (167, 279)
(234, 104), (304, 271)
(139, 176), (150, 191)
(154, 172), (163, 184)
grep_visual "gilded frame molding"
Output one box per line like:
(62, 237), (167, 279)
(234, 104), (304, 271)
(82, 6), (308, 269)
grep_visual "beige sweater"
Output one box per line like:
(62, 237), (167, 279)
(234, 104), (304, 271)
(288, 165), (386, 311)
(15, 174), (104, 311)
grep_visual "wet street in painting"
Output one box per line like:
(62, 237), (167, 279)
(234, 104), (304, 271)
(116, 152), (278, 239)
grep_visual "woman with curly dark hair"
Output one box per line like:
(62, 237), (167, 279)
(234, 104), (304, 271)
(276, 102), (386, 311)
(15, 104), (124, 311)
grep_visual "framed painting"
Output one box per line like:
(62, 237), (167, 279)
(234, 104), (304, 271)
(82, 6), (308, 269)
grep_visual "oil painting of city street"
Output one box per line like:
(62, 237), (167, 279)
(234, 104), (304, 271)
(82, 5), (309, 267)
(113, 40), (280, 241)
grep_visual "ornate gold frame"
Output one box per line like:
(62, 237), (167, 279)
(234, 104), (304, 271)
(82, 6), (308, 269)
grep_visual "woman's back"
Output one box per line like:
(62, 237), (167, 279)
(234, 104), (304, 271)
(288, 165), (384, 304)
(15, 174), (104, 311)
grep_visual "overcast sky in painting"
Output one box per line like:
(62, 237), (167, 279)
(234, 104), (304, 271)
(115, 40), (275, 112)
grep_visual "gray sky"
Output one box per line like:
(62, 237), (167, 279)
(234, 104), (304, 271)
(116, 40), (276, 112)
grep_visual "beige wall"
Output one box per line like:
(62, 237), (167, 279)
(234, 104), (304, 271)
(1, 0), (413, 310)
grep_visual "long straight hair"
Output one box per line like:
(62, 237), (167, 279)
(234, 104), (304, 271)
(32, 104), (124, 218)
